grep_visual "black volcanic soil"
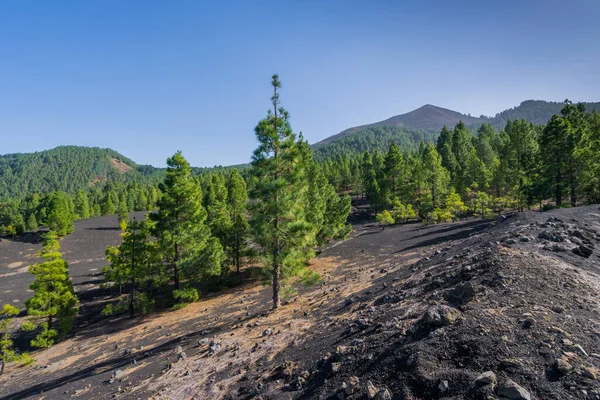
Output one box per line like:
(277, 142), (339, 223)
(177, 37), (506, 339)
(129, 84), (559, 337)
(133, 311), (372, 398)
(0, 212), (146, 309)
(2, 206), (600, 400)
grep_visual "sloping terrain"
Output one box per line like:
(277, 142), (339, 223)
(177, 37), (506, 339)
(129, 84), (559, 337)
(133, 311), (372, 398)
(0, 146), (147, 200)
(314, 105), (479, 147)
(0, 212), (146, 309)
(1, 207), (600, 400)
(313, 100), (600, 151)
(3, 100), (600, 202)
(487, 100), (600, 129)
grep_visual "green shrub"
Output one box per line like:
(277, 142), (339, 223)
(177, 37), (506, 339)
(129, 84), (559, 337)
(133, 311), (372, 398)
(19, 352), (35, 366)
(30, 323), (58, 348)
(299, 270), (321, 286)
(20, 321), (37, 332)
(172, 303), (188, 311)
(101, 301), (127, 316)
(281, 285), (298, 302)
(172, 288), (199, 304)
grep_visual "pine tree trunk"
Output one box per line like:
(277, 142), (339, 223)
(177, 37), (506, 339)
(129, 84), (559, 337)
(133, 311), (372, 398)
(0, 360), (4, 376)
(130, 232), (136, 319)
(272, 196), (281, 309)
(48, 315), (53, 330)
(129, 276), (135, 319)
(570, 176), (576, 207)
(235, 234), (241, 274)
(272, 256), (281, 309)
(556, 173), (562, 207)
(173, 244), (179, 290)
(519, 176), (523, 212)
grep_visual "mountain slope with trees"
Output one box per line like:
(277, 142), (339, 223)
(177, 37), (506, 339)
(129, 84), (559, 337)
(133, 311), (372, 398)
(0, 146), (159, 201)
(312, 100), (600, 158)
(315, 104), (481, 147)
(0, 146), (247, 202)
(2, 99), (599, 206)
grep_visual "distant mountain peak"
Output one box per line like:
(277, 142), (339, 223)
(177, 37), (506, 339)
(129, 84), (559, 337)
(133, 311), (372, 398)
(315, 99), (600, 150)
(315, 104), (478, 146)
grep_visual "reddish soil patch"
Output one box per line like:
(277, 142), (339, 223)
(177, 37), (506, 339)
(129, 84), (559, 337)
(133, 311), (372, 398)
(111, 158), (133, 173)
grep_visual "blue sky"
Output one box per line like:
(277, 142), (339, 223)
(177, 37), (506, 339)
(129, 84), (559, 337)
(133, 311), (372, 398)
(1, 0), (599, 167)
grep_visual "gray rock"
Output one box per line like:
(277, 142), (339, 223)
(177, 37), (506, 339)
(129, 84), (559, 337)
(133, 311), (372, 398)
(553, 358), (573, 375)
(366, 381), (378, 399)
(501, 358), (524, 371)
(522, 317), (535, 329)
(497, 380), (531, 400)
(573, 245), (593, 258)
(570, 237), (583, 246)
(342, 376), (360, 395)
(329, 362), (342, 376)
(446, 282), (476, 305)
(422, 305), (462, 327)
(178, 351), (187, 361)
(475, 371), (497, 388)
(375, 389), (392, 400)
(538, 231), (564, 242)
(571, 230), (585, 239)
(575, 344), (589, 357)
(547, 244), (567, 252)
(582, 367), (597, 380)
(295, 376), (305, 391)
(438, 380), (449, 392)
(519, 236), (530, 242)
(208, 340), (220, 355)
(262, 328), (273, 337)
(551, 305), (565, 313)
(505, 239), (517, 245)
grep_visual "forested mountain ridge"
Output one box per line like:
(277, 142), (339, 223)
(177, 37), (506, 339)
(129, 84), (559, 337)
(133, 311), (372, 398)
(3, 100), (599, 202)
(481, 99), (600, 128)
(316, 100), (600, 148)
(0, 146), (247, 201)
(0, 146), (160, 201)
(315, 104), (480, 146)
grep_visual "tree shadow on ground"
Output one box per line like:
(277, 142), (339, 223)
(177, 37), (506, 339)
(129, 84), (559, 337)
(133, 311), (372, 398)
(394, 219), (493, 254)
(2, 230), (47, 245)
(407, 219), (492, 241)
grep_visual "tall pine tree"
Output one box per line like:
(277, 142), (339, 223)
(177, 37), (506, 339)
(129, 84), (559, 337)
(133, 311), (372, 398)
(226, 169), (248, 274)
(150, 152), (224, 291)
(248, 75), (313, 309)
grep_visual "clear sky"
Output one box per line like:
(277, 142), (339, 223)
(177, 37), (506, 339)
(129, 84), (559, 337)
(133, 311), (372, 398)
(1, 0), (599, 167)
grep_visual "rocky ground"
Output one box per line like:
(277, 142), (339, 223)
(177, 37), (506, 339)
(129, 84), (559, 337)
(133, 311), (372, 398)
(2, 206), (600, 399)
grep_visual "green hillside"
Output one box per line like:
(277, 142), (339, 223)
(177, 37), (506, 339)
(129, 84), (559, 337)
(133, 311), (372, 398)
(0, 145), (249, 201)
(483, 100), (600, 128)
(312, 100), (600, 159)
(0, 146), (162, 201)
(312, 126), (438, 160)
